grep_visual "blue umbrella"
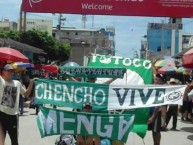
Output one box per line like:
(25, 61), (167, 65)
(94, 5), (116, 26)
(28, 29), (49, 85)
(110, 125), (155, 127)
(11, 62), (34, 69)
(11, 62), (34, 72)
(63, 62), (80, 67)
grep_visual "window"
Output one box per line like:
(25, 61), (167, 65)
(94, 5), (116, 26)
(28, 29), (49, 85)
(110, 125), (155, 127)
(157, 46), (161, 51)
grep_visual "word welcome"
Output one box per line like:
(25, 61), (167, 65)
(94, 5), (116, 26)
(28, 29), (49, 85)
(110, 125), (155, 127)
(82, 3), (113, 10)
(37, 107), (134, 142)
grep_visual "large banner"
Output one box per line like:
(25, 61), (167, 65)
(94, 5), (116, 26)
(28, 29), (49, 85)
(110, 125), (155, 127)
(37, 107), (135, 142)
(35, 79), (186, 110)
(23, 0), (193, 17)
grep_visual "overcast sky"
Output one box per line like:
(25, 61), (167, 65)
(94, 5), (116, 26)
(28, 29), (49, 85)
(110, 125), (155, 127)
(1, 0), (193, 58)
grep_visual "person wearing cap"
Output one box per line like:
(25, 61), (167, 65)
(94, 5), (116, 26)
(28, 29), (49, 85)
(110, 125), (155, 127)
(76, 102), (93, 145)
(164, 78), (179, 131)
(0, 64), (37, 145)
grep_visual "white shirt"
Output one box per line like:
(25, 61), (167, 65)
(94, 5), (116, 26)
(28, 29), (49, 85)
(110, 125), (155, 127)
(0, 76), (26, 115)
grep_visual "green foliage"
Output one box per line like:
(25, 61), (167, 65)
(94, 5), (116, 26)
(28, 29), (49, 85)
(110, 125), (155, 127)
(0, 30), (20, 40)
(0, 29), (70, 61)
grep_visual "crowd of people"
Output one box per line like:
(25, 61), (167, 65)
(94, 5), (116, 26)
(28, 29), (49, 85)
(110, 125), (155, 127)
(148, 74), (193, 145)
(0, 62), (193, 145)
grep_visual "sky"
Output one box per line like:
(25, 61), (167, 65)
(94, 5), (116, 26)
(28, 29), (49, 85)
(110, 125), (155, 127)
(1, 0), (193, 58)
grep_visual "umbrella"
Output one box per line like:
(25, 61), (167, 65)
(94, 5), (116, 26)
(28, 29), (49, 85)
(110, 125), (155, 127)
(155, 59), (175, 68)
(11, 62), (34, 72)
(176, 67), (191, 75)
(0, 47), (29, 63)
(63, 62), (80, 67)
(182, 48), (193, 69)
(157, 65), (177, 74)
(42, 64), (58, 74)
(11, 62), (34, 69)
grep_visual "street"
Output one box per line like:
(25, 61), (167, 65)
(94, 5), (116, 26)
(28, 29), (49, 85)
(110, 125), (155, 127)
(5, 107), (193, 145)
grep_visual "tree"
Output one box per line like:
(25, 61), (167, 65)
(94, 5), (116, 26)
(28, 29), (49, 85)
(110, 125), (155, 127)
(0, 30), (71, 62)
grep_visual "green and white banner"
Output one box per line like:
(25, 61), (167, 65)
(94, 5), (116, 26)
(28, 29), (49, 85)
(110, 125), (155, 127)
(59, 66), (126, 78)
(37, 107), (134, 142)
(88, 55), (153, 84)
(35, 79), (185, 110)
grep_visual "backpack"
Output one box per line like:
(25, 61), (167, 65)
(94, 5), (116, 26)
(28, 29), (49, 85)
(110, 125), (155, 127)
(55, 135), (76, 145)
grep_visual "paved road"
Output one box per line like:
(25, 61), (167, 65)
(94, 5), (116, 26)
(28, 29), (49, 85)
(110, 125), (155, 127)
(5, 107), (193, 145)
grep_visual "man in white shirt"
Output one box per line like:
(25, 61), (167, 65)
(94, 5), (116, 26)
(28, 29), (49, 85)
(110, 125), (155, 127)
(0, 64), (37, 145)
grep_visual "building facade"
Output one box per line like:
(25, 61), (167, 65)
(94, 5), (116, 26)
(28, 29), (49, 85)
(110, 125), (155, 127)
(17, 18), (53, 35)
(53, 27), (115, 66)
(0, 18), (17, 31)
(141, 18), (183, 60)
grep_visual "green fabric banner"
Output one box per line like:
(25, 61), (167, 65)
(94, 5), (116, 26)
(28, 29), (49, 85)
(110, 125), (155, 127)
(88, 55), (153, 139)
(37, 107), (135, 142)
(88, 55), (153, 84)
(35, 79), (109, 110)
(59, 66), (126, 78)
(35, 79), (185, 110)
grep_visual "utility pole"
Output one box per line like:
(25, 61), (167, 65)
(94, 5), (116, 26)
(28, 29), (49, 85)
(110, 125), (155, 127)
(23, 12), (26, 32)
(82, 15), (87, 28)
(57, 14), (66, 41)
(133, 50), (139, 58)
(161, 20), (164, 51)
(19, 2), (23, 32)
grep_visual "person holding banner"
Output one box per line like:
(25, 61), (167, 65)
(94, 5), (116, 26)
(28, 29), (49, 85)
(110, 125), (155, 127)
(87, 77), (116, 145)
(76, 102), (94, 145)
(165, 78), (179, 131)
(0, 64), (37, 145)
(148, 74), (165, 145)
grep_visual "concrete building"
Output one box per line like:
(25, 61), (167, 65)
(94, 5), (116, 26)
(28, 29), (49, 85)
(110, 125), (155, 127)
(0, 18), (17, 31)
(53, 27), (115, 66)
(141, 18), (183, 60)
(17, 18), (53, 35)
(182, 34), (193, 49)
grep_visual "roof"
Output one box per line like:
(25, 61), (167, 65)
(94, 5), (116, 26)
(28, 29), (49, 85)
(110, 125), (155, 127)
(0, 38), (46, 54)
(173, 47), (193, 59)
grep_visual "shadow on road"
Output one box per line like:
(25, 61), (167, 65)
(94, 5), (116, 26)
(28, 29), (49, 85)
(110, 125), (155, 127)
(180, 127), (193, 133)
(187, 135), (193, 141)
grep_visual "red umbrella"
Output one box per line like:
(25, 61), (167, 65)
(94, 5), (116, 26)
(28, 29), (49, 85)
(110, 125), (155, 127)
(182, 48), (193, 69)
(155, 59), (175, 68)
(42, 64), (58, 74)
(0, 47), (29, 63)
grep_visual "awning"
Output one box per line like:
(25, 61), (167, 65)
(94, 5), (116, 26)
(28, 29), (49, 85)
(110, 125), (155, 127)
(0, 38), (46, 54)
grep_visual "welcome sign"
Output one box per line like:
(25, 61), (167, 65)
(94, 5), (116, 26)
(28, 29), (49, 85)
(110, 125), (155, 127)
(37, 107), (135, 142)
(22, 0), (193, 17)
(35, 79), (185, 110)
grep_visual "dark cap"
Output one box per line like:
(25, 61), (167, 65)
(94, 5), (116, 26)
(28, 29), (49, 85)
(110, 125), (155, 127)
(4, 64), (14, 71)
(83, 102), (92, 108)
(155, 74), (165, 82)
